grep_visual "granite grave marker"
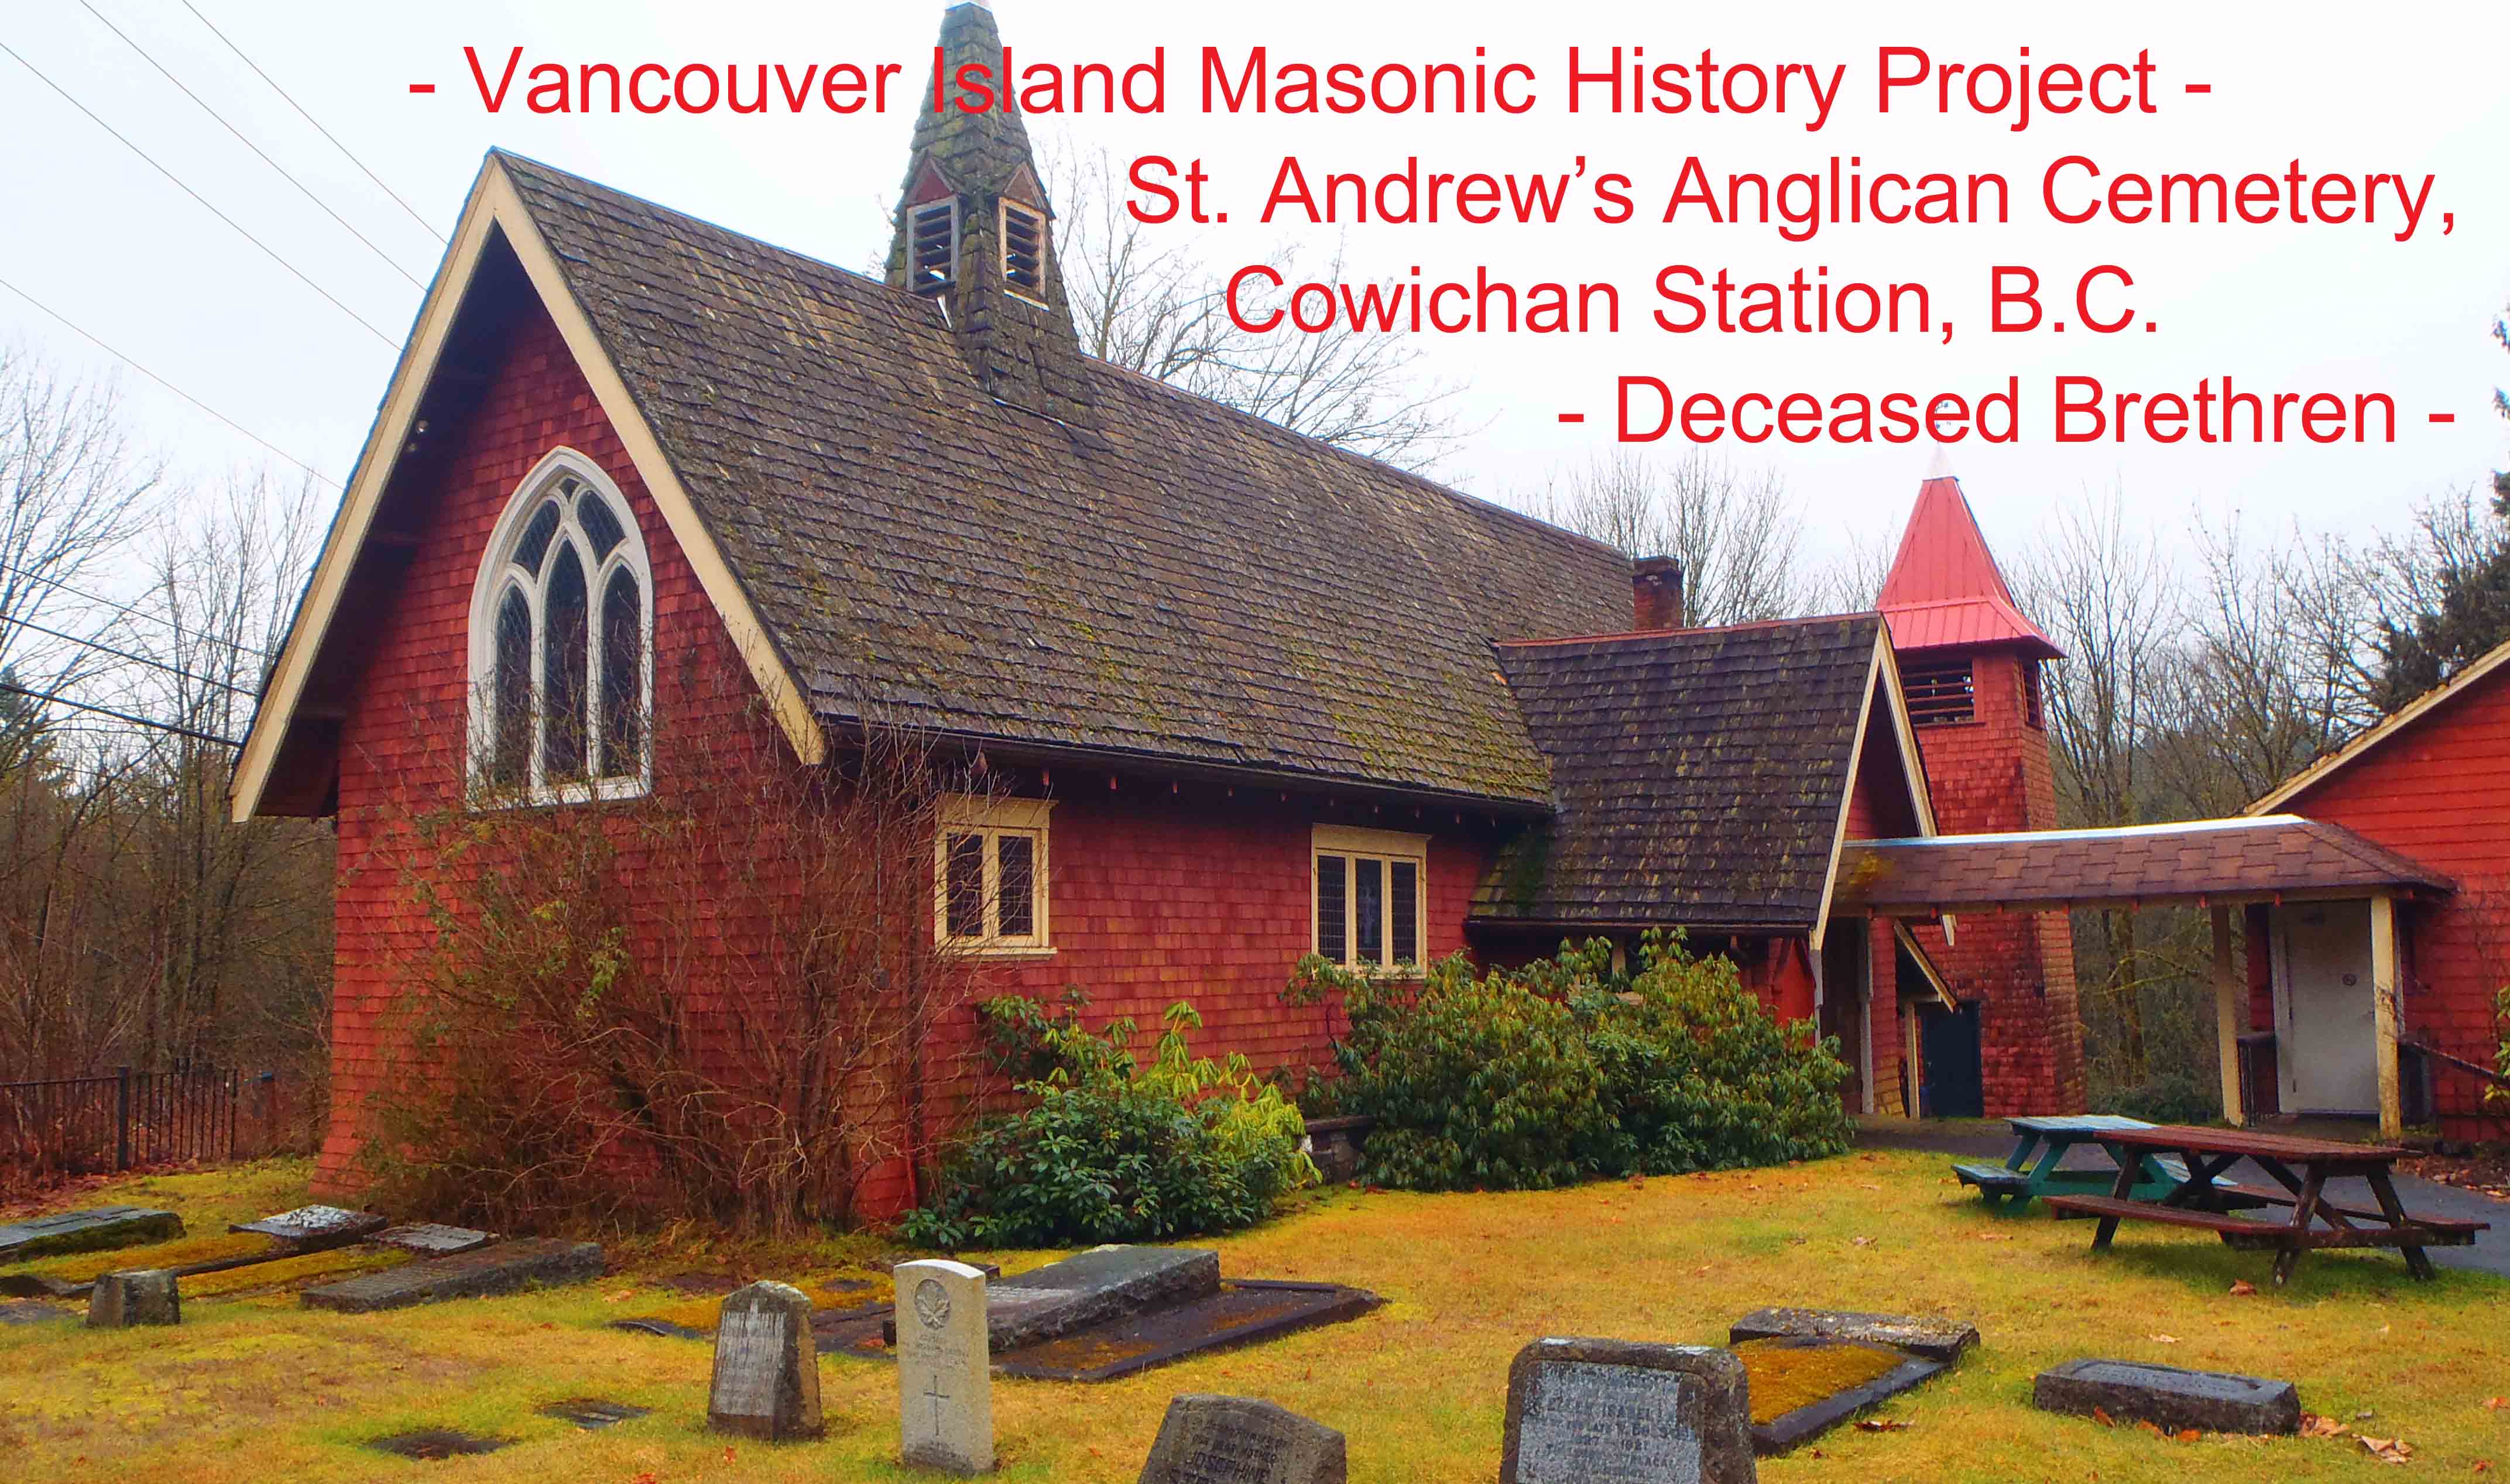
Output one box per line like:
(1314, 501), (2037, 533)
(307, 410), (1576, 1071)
(87, 1269), (180, 1328)
(229, 1205), (386, 1246)
(1137, 1394), (1346, 1484)
(707, 1281), (822, 1441)
(896, 1258), (993, 1475)
(1500, 1338), (1755, 1484)
(0, 1205), (181, 1262)
(2034, 1359), (2300, 1435)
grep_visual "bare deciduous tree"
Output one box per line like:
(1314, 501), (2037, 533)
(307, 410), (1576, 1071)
(1521, 448), (1807, 626)
(1046, 146), (1466, 471)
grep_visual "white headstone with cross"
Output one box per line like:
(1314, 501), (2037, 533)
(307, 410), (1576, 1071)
(896, 1258), (993, 1475)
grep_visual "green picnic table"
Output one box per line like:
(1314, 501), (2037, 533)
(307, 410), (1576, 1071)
(1952, 1115), (2190, 1210)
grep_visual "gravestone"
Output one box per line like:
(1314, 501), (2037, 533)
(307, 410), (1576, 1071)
(997, 1280), (1384, 1385)
(1727, 1307), (1978, 1364)
(0, 1206), (182, 1262)
(2034, 1359), (2300, 1435)
(707, 1281), (822, 1441)
(300, 1238), (601, 1313)
(1138, 1394), (1346, 1484)
(1501, 1338), (1756, 1484)
(538, 1397), (652, 1430)
(0, 1298), (75, 1327)
(86, 1269), (180, 1328)
(983, 1245), (1219, 1351)
(369, 1429), (508, 1459)
(230, 1205), (387, 1246)
(369, 1223), (496, 1256)
(896, 1259), (993, 1475)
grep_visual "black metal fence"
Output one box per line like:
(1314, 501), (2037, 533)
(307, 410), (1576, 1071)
(0, 1062), (263, 1173)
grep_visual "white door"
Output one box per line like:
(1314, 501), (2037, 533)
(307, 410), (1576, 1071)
(2275, 902), (2379, 1115)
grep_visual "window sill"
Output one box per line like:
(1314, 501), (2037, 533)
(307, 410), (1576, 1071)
(467, 774), (652, 812)
(951, 944), (1058, 963)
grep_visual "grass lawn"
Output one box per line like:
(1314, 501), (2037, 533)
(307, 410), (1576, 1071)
(2, 1151), (2504, 1481)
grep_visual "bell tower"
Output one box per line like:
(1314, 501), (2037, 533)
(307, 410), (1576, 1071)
(886, 2), (1099, 439)
(1880, 458), (2085, 1115)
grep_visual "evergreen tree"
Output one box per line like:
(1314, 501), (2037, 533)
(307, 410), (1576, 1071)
(2372, 304), (2510, 710)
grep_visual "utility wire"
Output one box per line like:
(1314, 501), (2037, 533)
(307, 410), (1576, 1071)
(0, 270), (341, 489)
(4, 613), (258, 697)
(175, 0), (445, 245)
(76, 0), (427, 290)
(0, 37), (399, 347)
(0, 553), (277, 662)
(0, 680), (239, 748)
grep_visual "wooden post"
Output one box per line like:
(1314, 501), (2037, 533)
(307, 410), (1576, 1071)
(2370, 894), (2404, 1139)
(2211, 907), (2244, 1126)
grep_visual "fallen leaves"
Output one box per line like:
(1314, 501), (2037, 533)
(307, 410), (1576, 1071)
(2227, 1280), (2257, 1296)
(2358, 1435), (2415, 1465)
(2486, 1397), (2508, 1411)
(2149, 1334), (2180, 1345)
(2301, 1413), (2350, 1439)
(1854, 1417), (1910, 1433)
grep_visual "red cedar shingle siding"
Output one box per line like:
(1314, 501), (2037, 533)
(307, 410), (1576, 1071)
(2275, 659), (2510, 1134)
(1838, 817), (2452, 913)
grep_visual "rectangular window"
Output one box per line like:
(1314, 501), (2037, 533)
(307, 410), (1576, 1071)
(1000, 201), (1047, 300)
(1902, 658), (1977, 727)
(2022, 659), (2046, 731)
(908, 200), (957, 293)
(1313, 826), (1428, 971)
(935, 796), (1052, 953)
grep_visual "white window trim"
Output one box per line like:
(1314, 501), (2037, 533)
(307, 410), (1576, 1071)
(464, 446), (655, 807)
(1312, 825), (1429, 972)
(936, 795), (1054, 958)
(998, 198), (1049, 307)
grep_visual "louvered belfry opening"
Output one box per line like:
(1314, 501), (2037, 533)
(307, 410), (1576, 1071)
(1902, 657), (1978, 727)
(882, 1), (1098, 437)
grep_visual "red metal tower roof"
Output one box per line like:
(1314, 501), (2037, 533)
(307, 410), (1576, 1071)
(1877, 469), (2064, 659)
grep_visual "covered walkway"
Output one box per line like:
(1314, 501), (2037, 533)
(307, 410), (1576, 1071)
(1837, 815), (2455, 1136)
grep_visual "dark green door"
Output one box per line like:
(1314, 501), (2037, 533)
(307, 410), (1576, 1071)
(1920, 1002), (1985, 1119)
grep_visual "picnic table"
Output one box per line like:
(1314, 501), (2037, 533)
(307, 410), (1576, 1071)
(2042, 1124), (2488, 1285)
(1952, 1115), (2191, 1210)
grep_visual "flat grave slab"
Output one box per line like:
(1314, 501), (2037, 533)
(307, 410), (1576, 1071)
(1736, 1336), (1947, 1455)
(1501, 1337), (1757, 1484)
(0, 1299), (74, 1327)
(814, 1302), (896, 1358)
(1729, 1306), (1979, 1363)
(997, 1280), (1383, 1384)
(369, 1223), (496, 1257)
(231, 1206), (387, 1247)
(537, 1398), (651, 1430)
(301, 1239), (602, 1313)
(982, 1245), (1219, 1352)
(1139, 1394), (1347, 1484)
(0, 1207), (183, 1262)
(2034, 1359), (2300, 1435)
(369, 1429), (509, 1460)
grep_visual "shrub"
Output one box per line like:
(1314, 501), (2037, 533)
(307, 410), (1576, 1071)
(1287, 933), (1854, 1191)
(2093, 1073), (2221, 1125)
(903, 1000), (1314, 1248)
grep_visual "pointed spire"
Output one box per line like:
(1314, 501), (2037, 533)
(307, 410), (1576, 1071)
(1878, 465), (2063, 658)
(887, 2), (1099, 439)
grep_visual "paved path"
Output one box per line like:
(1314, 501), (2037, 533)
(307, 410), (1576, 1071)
(1858, 1119), (2510, 1279)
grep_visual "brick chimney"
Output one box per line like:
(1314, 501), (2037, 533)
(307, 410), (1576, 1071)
(1633, 556), (1685, 631)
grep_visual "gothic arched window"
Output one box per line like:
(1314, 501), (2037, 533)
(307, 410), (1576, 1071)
(468, 450), (651, 801)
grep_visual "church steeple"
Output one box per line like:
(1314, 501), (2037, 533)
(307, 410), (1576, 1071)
(887, 2), (1098, 437)
(1877, 459), (2062, 659)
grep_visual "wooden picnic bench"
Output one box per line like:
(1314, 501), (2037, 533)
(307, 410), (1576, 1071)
(2042, 1124), (2486, 1286)
(1952, 1115), (2192, 1210)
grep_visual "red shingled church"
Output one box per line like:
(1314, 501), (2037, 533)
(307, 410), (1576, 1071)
(235, 2), (2130, 1207)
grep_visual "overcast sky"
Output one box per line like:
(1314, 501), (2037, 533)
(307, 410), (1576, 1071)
(4, 0), (2505, 593)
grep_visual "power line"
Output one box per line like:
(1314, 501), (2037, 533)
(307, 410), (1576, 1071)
(1, 680), (239, 748)
(0, 552), (278, 662)
(76, 0), (427, 290)
(5, 613), (258, 696)
(175, 0), (445, 246)
(0, 37), (399, 347)
(0, 270), (341, 489)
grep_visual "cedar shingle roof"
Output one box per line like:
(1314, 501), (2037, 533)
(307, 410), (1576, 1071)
(1835, 816), (2454, 913)
(1471, 616), (1887, 930)
(497, 154), (1631, 805)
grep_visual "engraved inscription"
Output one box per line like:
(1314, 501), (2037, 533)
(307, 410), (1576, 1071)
(1174, 1424), (1285, 1483)
(709, 1308), (787, 1418)
(915, 1277), (951, 1331)
(1515, 1362), (1701, 1484)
